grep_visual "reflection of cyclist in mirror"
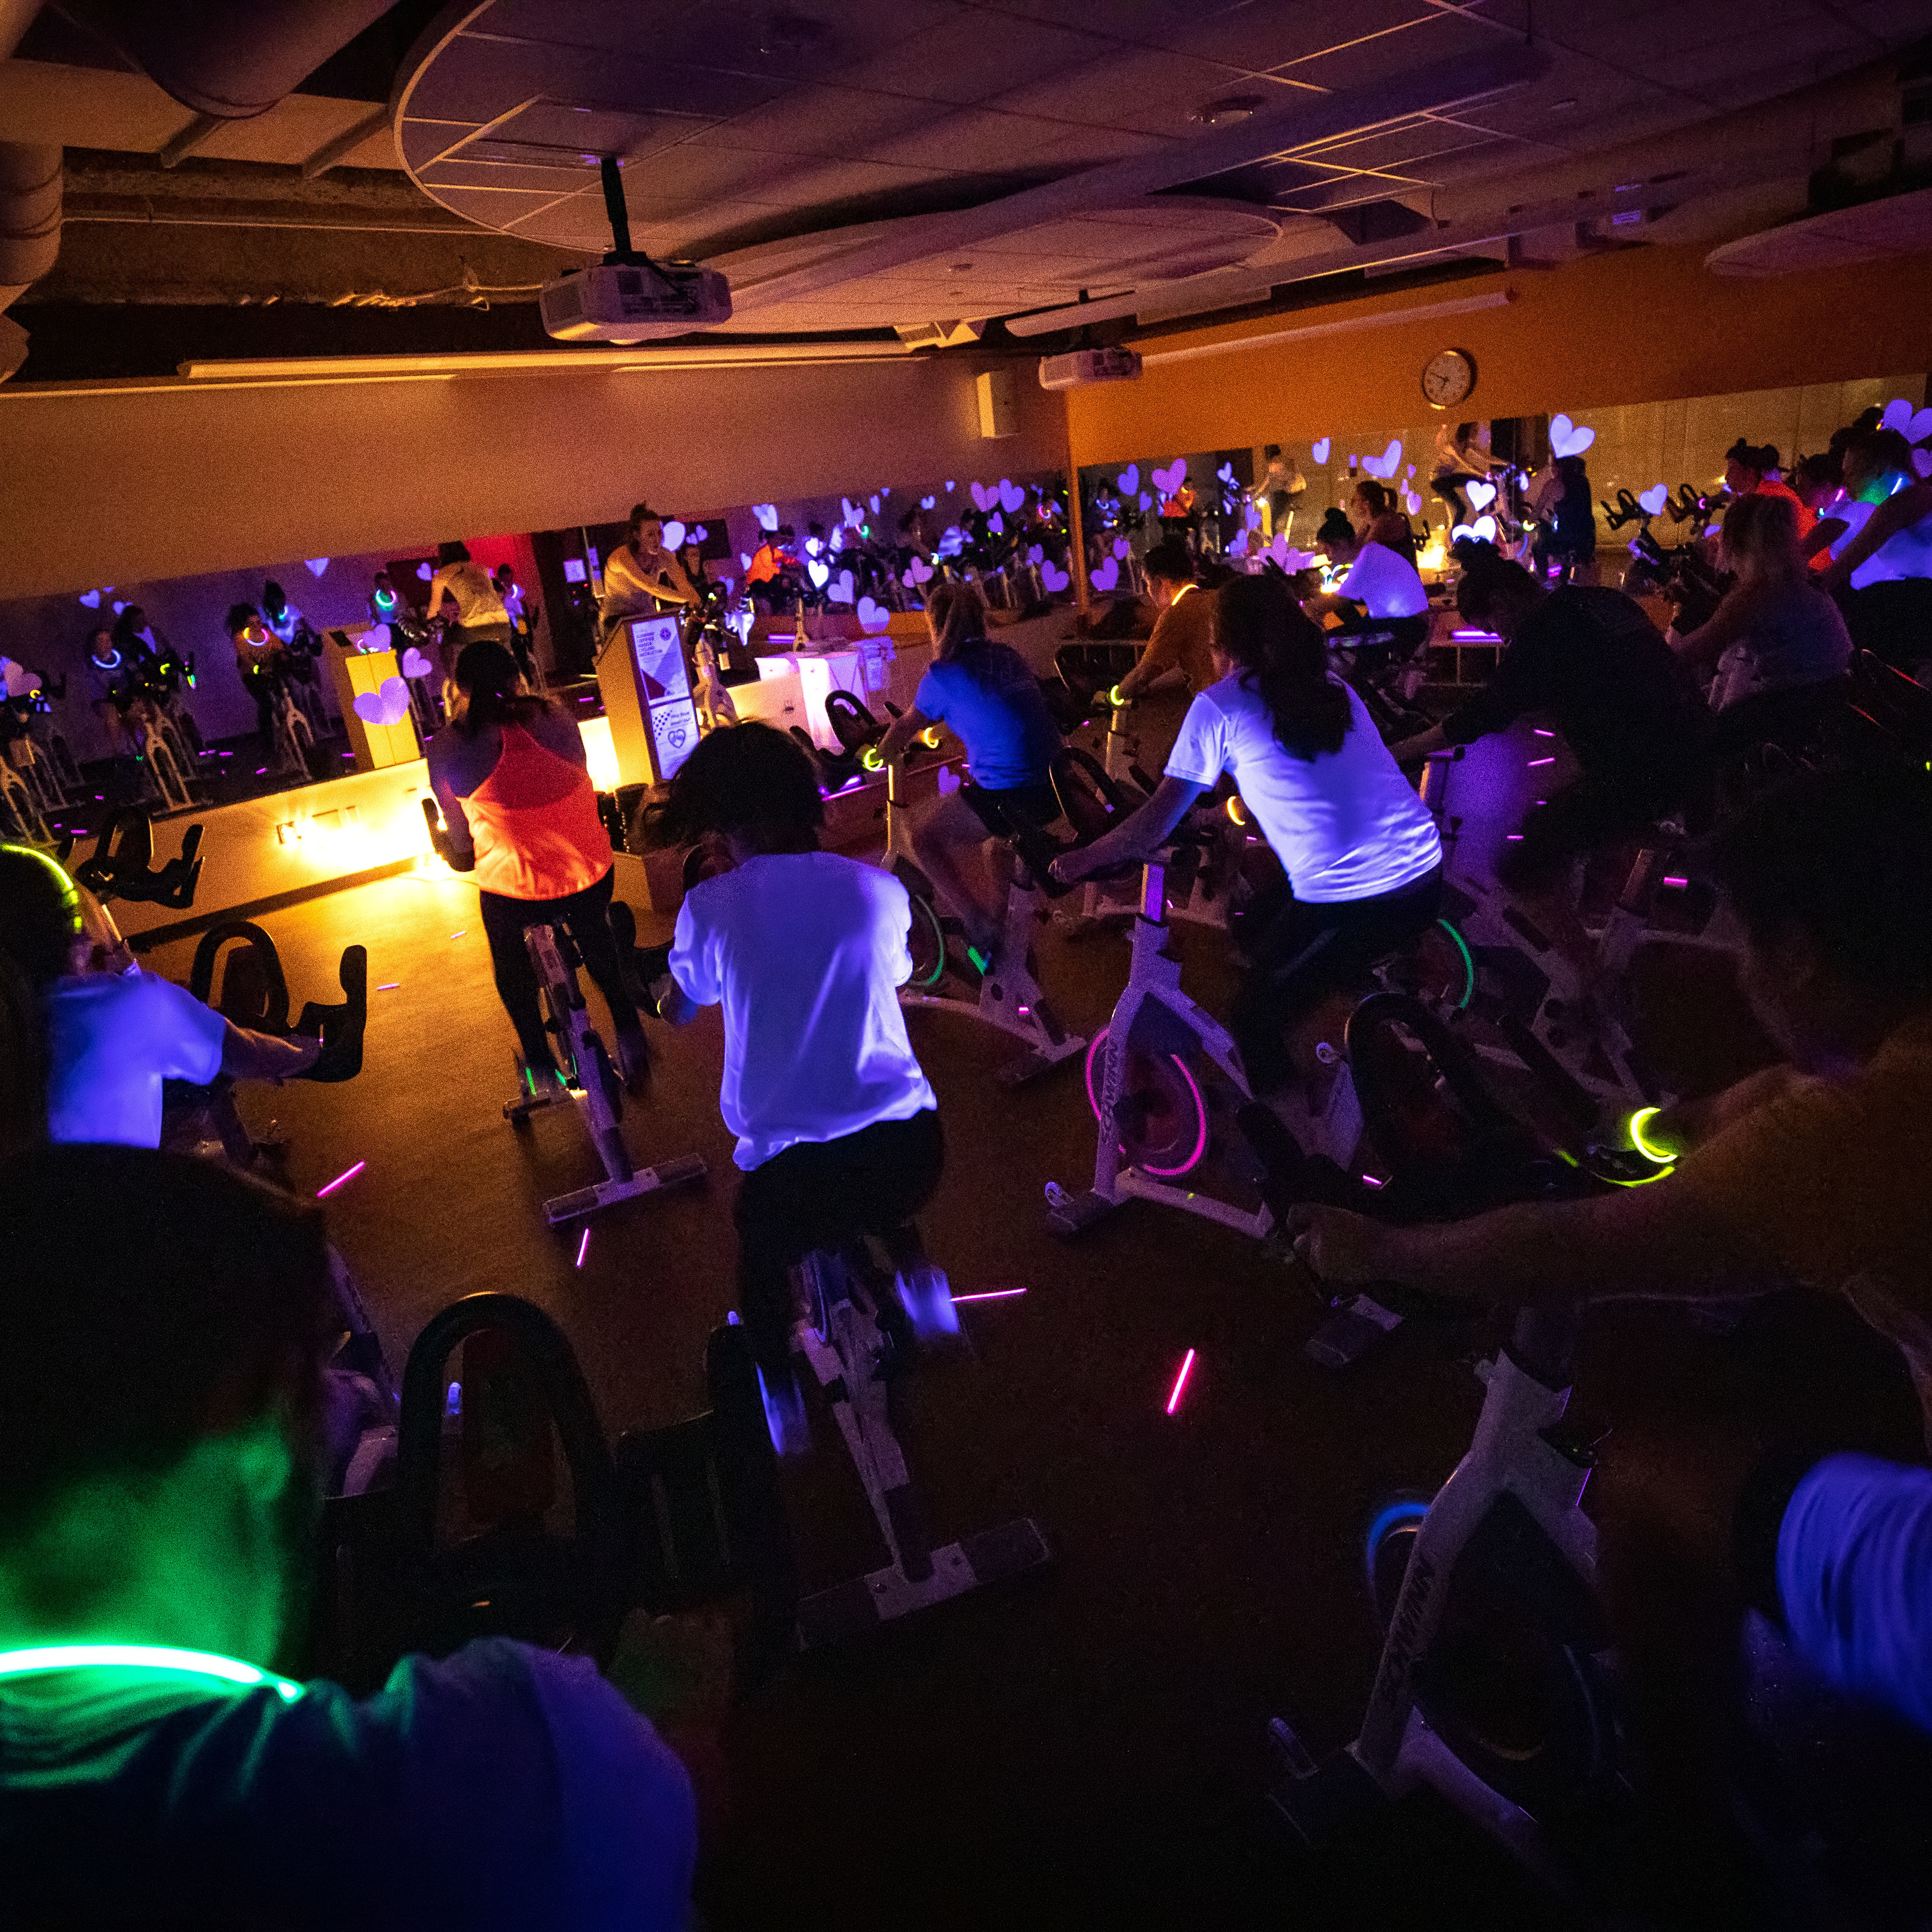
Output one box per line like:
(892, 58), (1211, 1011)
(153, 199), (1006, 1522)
(227, 603), (287, 753)
(602, 505), (699, 644)
(425, 540), (511, 686)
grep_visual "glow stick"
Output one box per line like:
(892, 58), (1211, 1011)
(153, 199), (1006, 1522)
(1165, 1348), (1197, 1416)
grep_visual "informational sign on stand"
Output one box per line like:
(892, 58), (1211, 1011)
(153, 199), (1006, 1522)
(596, 611), (702, 787)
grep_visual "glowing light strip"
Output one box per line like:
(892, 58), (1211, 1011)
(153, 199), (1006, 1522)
(951, 1286), (1027, 1304)
(0, 1645), (302, 1703)
(315, 1160), (365, 1199)
(1165, 1348), (1197, 1416)
(575, 1227), (591, 1270)
(1627, 1106), (1676, 1168)
(1527, 755), (1556, 767)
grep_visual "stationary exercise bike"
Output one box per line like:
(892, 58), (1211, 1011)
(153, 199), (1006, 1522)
(757, 1231), (1051, 1648)
(1419, 748), (1668, 1123)
(822, 688), (1086, 1087)
(1031, 762), (1475, 1241)
(1266, 1302), (1618, 1904)
(422, 798), (704, 1227)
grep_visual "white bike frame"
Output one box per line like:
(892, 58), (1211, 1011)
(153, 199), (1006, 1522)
(880, 752), (1086, 1083)
(788, 1249), (1051, 1648)
(509, 922), (705, 1225)
(1272, 1310), (1601, 1901)
(1048, 852), (1273, 1240)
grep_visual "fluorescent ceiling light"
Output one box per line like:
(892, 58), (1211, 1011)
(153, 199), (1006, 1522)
(177, 342), (913, 381)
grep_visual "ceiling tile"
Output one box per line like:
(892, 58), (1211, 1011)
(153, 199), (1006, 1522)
(683, 85), (938, 159)
(1271, 7), (1509, 92)
(982, 46), (1265, 136)
(1133, 2), (1447, 74)
(864, 105), (1105, 171)
(420, 157), (599, 193)
(400, 117), (482, 171)
(829, 13), (1114, 106)
(475, 0), (962, 77)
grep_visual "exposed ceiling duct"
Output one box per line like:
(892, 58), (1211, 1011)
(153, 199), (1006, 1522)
(59, 0), (399, 120)
(0, 140), (58, 375)
(0, 0), (409, 376)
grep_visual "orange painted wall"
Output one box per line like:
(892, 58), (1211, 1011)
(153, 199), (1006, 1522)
(0, 354), (1066, 599)
(1065, 242), (1932, 469)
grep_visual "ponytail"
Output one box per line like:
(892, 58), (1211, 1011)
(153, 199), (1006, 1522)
(1212, 574), (1350, 761)
(453, 637), (541, 739)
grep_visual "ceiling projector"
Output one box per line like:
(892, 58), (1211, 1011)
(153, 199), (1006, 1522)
(540, 260), (733, 344)
(1037, 346), (1143, 390)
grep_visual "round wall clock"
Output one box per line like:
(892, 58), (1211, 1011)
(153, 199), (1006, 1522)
(1422, 348), (1476, 410)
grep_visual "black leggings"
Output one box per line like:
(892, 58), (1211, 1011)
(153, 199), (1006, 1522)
(477, 866), (639, 1069)
(1431, 475), (1473, 525)
(1231, 867), (1443, 1095)
(735, 1109), (945, 1375)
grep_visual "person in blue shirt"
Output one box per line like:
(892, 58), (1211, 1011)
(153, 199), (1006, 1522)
(0, 1144), (698, 1930)
(870, 581), (1064, 959)
(647, 724), (940, 1450)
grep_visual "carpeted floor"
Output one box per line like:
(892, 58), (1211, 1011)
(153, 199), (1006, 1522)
(134, 688), (1926, 1929)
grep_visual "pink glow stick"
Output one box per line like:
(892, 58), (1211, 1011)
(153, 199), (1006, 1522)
(1165, 1348), (1197, 1417)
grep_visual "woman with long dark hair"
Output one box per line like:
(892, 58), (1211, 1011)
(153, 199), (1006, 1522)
(870, 580), (1064, 958)
(426, 639), (647, 1089)
(1052, 573), (1441, 1093)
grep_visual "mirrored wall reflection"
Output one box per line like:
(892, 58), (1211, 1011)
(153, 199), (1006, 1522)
(1075, 449), (1257, 595)
(1228, 373), (1928, 586)
(0, 544), (556, 838)
(530, 470), (1076, 681)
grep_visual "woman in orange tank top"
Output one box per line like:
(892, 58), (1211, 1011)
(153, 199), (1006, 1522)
(426, 639), (648, 1087)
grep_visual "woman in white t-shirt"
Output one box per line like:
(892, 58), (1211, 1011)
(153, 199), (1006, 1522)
(1051, 574), (1442, 1094)
(648, 724), (940, 1449)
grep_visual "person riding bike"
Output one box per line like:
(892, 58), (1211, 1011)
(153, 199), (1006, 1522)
(1051, 573), (1443, 1097)
(0, 1144), (698, 1931)
(1287, 765), (1932, 1920)
(1813, 427), (1932, 674)
(1387, 541), (1707, 1003)
(228, 602), (292, 759)
(424, 540), (511, 689)
(1305, 505), (1432, 694)
(0, 844), (318, 1146)
(1107, 538), (1218, 702)
(646, 723), (941, 1449)
(426, 639), (649, 1091)
(1671, 491), (1852, 781)
(869, 580), (1065, 963)
(600, 505), (700, 649)
(1722, 438), (1814, 533)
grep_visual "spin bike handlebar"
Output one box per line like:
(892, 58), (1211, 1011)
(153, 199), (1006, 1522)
(421, 795), (476, 872)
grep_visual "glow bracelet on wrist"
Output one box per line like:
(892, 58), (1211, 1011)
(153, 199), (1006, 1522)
(860, 745), (883, 771)
(1107, 684), (1126, 707)
(1626, 1106), (1676, 1167)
